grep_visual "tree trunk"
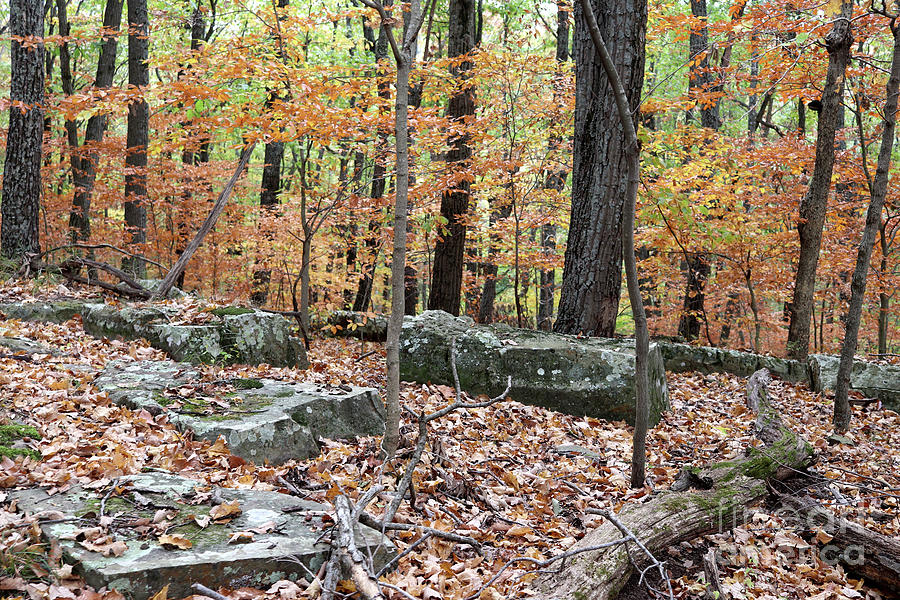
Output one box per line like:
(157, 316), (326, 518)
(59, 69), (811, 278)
(532, 369), (814, 599)
(833, 23), (900, 432)
(538, 0), (570, 331)
(1, 0), (44, 261)
(786, 3), (853, 360)
(427, 0), (477, 316)
(553, 0), (646, 337)
(68, 0), (124, 242)
(251, 0), (289, 306)
(686, 0), (719, 129)
(677, 252), (710, 341)
(122, 0), (149, 277)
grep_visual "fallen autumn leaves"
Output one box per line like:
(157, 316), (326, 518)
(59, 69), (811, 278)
(1, 291), (899, 599)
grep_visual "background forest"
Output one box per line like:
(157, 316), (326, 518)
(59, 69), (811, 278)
(1, 0), (899, 357)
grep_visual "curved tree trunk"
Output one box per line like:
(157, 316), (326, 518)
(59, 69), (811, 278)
(1, 0), (44, 260)
(786, 3), (853, 360)
(68, 0), (124, 243)
(833, 23), (900, 432)
(553, 0), (646, 337)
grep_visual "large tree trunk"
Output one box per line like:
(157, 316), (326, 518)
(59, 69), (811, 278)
(122, 0), (149, 277)
(68, 0), (124, 243)
(538, 0), (570, 331)
(833, 24), (900, 432)
(1, 0), (44, 260)
(533, 370), (813, 599)
(786, 3), (853, 360)
(677, 252), (710, 341)
(553, 0), (646, 337)
(685, 0), (719, 129)
(427, 0), (477, 316)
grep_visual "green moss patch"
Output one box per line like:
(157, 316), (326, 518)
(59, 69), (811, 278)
(0, 423), (41, 460)
(232, 378), (264, 390)
(210, 307), (254, 317)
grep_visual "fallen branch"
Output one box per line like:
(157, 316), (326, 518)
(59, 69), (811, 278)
(39, 243), (168, 272)
(331, 495), (385, 600)
(154, 143), (256, 300)
(190, 583), (229, 600)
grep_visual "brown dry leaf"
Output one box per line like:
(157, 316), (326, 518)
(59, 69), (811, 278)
(207, 437), (230, 456)
(158, 534), (193, 550)
(228, 531), (254, 544)
(149, 585), (169, 600)
(816, 529), (835, 544)
(193, 514), (211, 528)
(210, 501), (241, 521)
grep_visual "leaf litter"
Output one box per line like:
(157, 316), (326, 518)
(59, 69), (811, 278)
(0, 298), (897, 600)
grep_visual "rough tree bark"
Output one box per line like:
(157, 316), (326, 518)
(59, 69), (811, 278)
(427, 0), (477, 316)
(1, 0), (44, 261)
(786, 2), (853, 360)
(123, 0), (149, 277)
(576, 0), (649, 489)
(553, 0), (646, 337)
(68, 0), (124, 243)
(833, 21), (900, 432)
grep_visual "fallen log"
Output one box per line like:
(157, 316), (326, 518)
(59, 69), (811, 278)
(778, 493), (900, 593)
(530, 369), (815, 600)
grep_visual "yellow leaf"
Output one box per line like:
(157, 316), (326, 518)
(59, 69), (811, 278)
(815, 529), (834, 544)
(158, 534), (193, 550)
(150, 585), (169, 600)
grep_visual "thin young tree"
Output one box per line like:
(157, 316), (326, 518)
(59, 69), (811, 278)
(578, 0), (650, 488)
(786, 1), (853, 360)
(1, 0), (44, 261)
(359, 0), (432, 458)
(834, 15), (900, 432)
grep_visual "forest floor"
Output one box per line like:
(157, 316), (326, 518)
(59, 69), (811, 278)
(1, 284), (899, 600)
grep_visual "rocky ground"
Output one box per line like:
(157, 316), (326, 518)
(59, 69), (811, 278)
(1, 284), (899, 600)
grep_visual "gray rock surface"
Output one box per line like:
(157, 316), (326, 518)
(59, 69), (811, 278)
(657, 341), (808, 382)
(94, 360), (384, 464)
(808, 354), (900, 410)
(9, 472), (393, 600)
(0, 299), (307, 368)
(400, 311), (669, 425)
(0, 299), (94, 323)
(0, 335), (60, 356)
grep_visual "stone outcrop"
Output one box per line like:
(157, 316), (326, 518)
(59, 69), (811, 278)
(399, 311), (669, 425)
(9, 472), (393, 600)
(94, 360), (384, 464)
(0, 300), (307, 368)
(808, 354), (900, 410)
(657, 341), (807, 382)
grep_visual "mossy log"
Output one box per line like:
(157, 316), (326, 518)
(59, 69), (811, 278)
(531, 369), (814, 600)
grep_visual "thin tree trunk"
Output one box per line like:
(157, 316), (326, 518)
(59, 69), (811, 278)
(786, 3), (853, 360)
(123, 0), (149, 277)
(427, 0), (477, 316)
(1, 0), (44, 260)
(833, 23), (900, 432)
(68, 0), (124, 242)
(578, 0), (649, 488)
(879, 224), (890, 354)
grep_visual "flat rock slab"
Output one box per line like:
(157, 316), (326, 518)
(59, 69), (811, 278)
(94, 360), (384, 464)
(10, 472), (393, 600)
(808, 354), (900, 410)
(657, 341), (807, 383)
(400, 311), (669, 426)
(0, 335), (61, 356)
(0, 299), (308, 368)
